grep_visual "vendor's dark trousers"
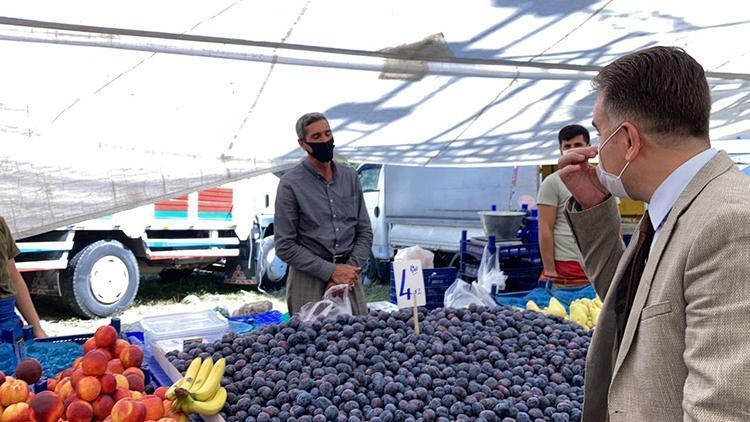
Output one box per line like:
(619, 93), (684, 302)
(286, 266), (368, 316)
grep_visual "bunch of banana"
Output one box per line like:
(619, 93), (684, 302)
(569, 297), (603, 329)
(526, 297), (568, 319)
(167, 356), (228, 416)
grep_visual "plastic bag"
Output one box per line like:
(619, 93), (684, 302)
(394, 245), (434, 269)
(477, 244), (508, 294)
(443, 278), (497, 309)
(297, 284), (353, 322)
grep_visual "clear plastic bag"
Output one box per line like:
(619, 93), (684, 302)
(477, 244), (508, 294)
(297, 284), (353, 322)
(443, 278), (497, 309)
(394, 245), (435, 269)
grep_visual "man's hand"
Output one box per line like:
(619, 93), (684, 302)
(542, 268), (559, 279)
(33, 326), (48, 339)
(330, 264), (360, 285)
(558, 146), (609, 209)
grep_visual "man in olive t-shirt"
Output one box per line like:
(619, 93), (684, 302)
(0, 217), (47, 338)
(536, 125), (590, 286)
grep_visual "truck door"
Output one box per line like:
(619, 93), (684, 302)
(356, 164), (387, 259)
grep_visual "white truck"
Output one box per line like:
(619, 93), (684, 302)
(16, 173), (288, 319)
(356, 163), (540, 281)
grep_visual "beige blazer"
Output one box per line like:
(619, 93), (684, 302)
(566, 151), (750, 422)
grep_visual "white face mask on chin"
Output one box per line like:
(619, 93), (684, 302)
(596, 124), (632, 199)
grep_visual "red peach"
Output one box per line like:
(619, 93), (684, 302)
(82, 351), (108, 377)
(75, 376), (101, 402)
(29, 390), (64, 422)
(66, 399), (94, 422)
(119, 346), (143, 369)
(92, 394), (115, 420)
(111, 399), (147, 422)
(94, 326), (117, 349)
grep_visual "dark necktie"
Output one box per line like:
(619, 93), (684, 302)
(615, 210), (656, 349)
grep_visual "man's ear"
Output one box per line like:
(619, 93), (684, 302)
(622, 122), (642, 161)
(299, 139), (309, 152)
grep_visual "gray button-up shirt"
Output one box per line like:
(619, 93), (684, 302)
(274, 160), (373, 282)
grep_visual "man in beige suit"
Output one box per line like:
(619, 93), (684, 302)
(559, 46), (750, 421)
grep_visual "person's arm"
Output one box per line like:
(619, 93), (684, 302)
(565, 196), (624, 299)
(9, 259), (46, 338)
(537, 205), (558, 278)
(681, 209), (750, 421)
(274, 181), (337, 282)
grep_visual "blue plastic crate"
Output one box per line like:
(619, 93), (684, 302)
(389, 267), (456, 310)
(228, 310), (284, 331)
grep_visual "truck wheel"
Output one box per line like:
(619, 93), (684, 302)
(61, 240), (139, 319)
(259, 236), (288, 291)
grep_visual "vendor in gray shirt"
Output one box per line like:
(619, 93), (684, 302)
(274, 112), (372, 315)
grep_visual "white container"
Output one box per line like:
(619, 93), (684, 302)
(140, 309), (228, 352)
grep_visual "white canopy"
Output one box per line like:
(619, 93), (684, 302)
(2, 0), (750, 237)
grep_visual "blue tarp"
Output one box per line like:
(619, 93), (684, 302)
(495, 284), (597, 313)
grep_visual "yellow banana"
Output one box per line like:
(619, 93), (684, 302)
(526, 300), (542, 312)
(188, 358), (214, 394)
(545, 297), (568, 319)
(192, 358), (225, 401)
(166, 357), (202, 400)
(569, 301), (589, 329)
(184, 387), (227, 415)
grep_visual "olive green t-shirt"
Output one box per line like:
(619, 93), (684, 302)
(537, 172), (582, 262)
(0, 217), (20, 299)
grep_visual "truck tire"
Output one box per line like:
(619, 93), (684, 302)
(61, 240), (139, 319)
(259, 236), (288, 291)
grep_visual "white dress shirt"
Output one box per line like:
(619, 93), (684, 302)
(647, 148), (718, 252)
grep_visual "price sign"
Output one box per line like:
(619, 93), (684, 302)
(393, 259), (426, 308)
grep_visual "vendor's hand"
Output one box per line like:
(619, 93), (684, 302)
(543, 268), (559, 279)
(558, 146), (609, 209)
(330, 264), (360, 285)
(33, 326), (48, 339)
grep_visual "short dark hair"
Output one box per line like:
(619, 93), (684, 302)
(558, 124), (590, 146)
(295, 112), (327, 141)
(593, 46), (710, 141)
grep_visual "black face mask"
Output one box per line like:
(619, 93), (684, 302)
(304, 138), (335, 163)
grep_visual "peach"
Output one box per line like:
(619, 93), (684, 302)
(92, 394), (115, 420)
(107, 359), (125, 375)
(14, 358), (42, 384)
(153, 387), (168, 401)
(140, 396), (163, 421)
(113, 340), (130, 361)
(75, 376), (101, 402)
(83, 338), (97, 354)
(100, 373), (117, 395)
(57, 379), (74, 402)
(157, 419), (177, 422)
(130, 391), (143, 400)
(63, 393), (79, 409)
(0, 401), (30, 422)
(125, 375), (144, 393)
(29, 391), (64, 422)
(112, 387), (131, 403)
(119, 346), (143, 369)
(111, 399), (147, 422)
(70, 369), (86, 389)
(25, 392), (34, 404)
(95, 326), (117, 349)
(82, 351), (108, 377)
(0, 379), (29, 406)
(94, 348), (113, 361)
(113, 374), (129, 390)
(72, 357), (83, 370)
(0, 370), (5, 385)
(122, 368), (144, 382)
(66, 399), (94, 422)
(47, 378), (58, 392)
(60, 368), (75, 379)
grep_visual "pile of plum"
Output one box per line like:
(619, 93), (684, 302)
(167, 304), (590, 422)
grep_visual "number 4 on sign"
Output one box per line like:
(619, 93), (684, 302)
(393, 259), (426, 309)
